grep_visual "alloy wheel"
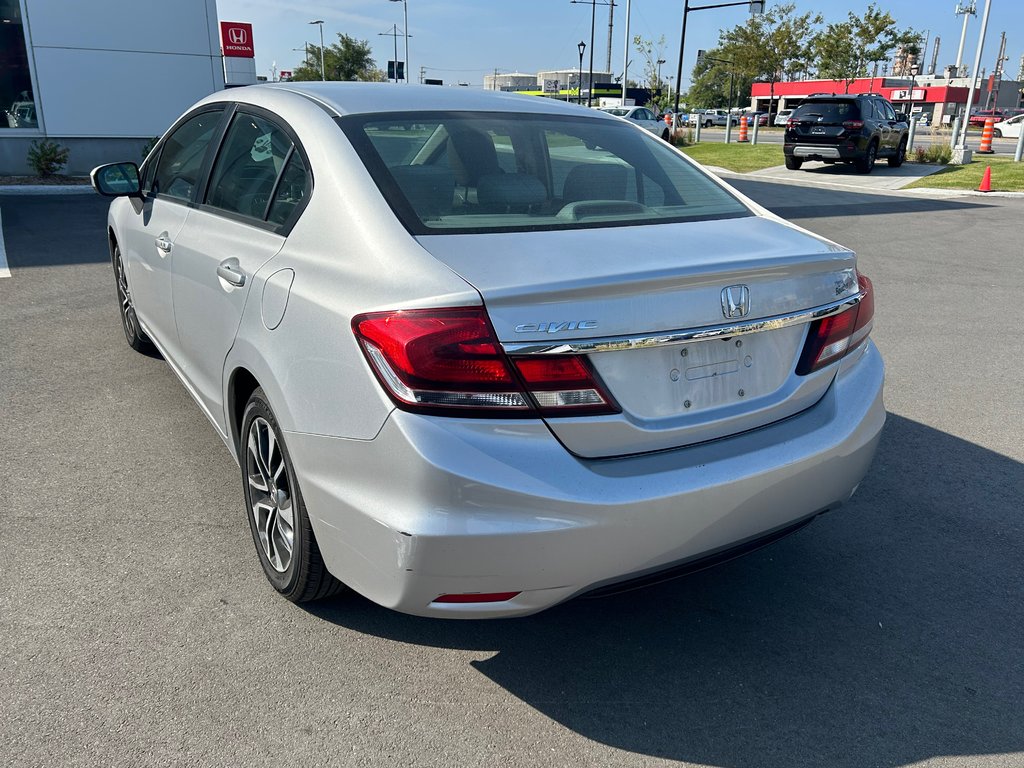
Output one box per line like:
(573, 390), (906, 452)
(114, 248), (138, 342)
(246, 416), (295, 573)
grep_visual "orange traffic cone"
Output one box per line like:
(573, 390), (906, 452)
(738, 115), (749, 142)
(978, 165), (992, 192)
(978, 118), (995, 154)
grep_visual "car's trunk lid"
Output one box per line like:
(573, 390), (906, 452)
(417, 216), (858, 458)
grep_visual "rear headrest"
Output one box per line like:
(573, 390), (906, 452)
(476, 173), (546, 210)
(447, 129), (501, 186)
(388, 165), (455, 217)
(562, 163), (628, 203)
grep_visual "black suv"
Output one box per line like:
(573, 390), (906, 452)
(783, 94), (909, 174)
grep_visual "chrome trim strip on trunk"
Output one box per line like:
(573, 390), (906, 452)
(502, 293), (864, 356)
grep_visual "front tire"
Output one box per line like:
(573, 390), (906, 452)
(992, 128), (1002, 138)
(112, 242), (156, 355)
(241, 388), (345, 603)
(855, 142), (877, 174)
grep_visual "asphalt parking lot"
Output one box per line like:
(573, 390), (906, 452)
(2, 184), (1023, 767)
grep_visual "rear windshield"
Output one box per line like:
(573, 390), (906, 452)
(338, 111), (750, 235)
(792, 100), (860, 122)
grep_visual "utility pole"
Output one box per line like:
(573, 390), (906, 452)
(954, 1), (977, 78)
(929, 36), (941, 76)
(954, 0), (991, 156)
(985, 31), (1007, 109)
(605, 0), (615, 75)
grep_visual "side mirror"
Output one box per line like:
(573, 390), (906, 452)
(91, 162), (141, 197)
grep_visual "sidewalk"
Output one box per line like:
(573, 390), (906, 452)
(746, 161), (945, 191)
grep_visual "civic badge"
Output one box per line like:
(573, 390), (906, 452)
(721, 284), (750, 319)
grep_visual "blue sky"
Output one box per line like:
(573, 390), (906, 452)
(217, 0), (1023, 90)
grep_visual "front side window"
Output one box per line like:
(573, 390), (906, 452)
(340, 111), (750, 235)
(1, 0), (37, 131)
(206, 112), (293, 220)
(153, 110), (224, 202)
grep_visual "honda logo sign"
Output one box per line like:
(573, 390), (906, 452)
(220, 21), (255, 58)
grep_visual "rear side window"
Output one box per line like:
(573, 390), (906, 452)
(792, 101), (859, 122)
(340, 111), (750, 235)
(267, 153), (310, 227)
(206, 113), (293, 220)
(153, 109), (224, 202)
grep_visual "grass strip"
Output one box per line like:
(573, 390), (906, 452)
(904, 156), (1024, 191)
(679, 143), (784, 173)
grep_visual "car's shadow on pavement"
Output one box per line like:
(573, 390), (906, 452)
(304, 413), (1024, 768)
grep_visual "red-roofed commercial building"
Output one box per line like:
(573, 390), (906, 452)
(749, 77), (1018, 126)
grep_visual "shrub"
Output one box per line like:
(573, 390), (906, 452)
(913, 146), (927, 163)
(27, 139), (70, 177)
(923, 144), (952, 164)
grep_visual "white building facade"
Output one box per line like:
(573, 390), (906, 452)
(1, 0), (227, 175)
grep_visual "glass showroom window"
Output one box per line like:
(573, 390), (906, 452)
(1, 0), (37, 130)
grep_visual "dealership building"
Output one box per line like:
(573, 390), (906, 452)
(748, 76), (1023, 125)
(0, 0), (256, 175)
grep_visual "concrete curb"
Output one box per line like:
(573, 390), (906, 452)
(0, 185), (95, 195)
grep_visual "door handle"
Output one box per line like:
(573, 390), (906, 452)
(155, 236), (172, 253)
(216, 262), (246, 287)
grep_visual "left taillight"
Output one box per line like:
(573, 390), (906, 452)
(352, 307), (618, 417)
(796, 272), (875, 375)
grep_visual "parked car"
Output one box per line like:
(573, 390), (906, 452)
(968, 109), (1008, 127)
(991, 113), (1024, 139)
(599, 105), (671, 140)
(91, 83), (884, 618)
(699, 109), (730, 127)
(5, 100), (37, 129)
(784, 93), (909, 173)
(774, 109), (793, 126)
(741, 111), (768, 126)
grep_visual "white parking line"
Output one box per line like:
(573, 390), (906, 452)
(0, 208), (10, 279)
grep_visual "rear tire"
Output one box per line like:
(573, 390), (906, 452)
(992, 128), (1002, 138)
(112, 242), (156, 355)
(241, 388), (346, 603)
(888, 138), (907, 167)
(855, 142), (877, 174)
(784, 155), (803, 170)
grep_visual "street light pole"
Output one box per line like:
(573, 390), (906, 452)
(956, 0), (991, 153)
(578, 41), (587, 105)
(588, 0), (596, 106)
(389, 0), (409, 82)
(673, 0), (763, 118)
(908, 63), (919, 120)
(309, 20), (325, 81)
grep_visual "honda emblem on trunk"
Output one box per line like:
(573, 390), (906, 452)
(721, 285), (750, 319)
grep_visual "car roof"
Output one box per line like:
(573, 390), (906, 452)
(250, 81), (605, 119)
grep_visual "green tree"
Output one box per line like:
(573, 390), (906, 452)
(814, 4), (920, 92)
(684, 49), (755, 110)
(291, 33), (386, 82)
(633, 34), (669, 107)
(718, 3), (822, 119)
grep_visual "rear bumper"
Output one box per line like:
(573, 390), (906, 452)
(785, 140), (866, 161)
(287, 342), (885, 618)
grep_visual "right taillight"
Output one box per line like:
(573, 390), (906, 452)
(352, 307), (618, 417)
(796, 272), (874, 375)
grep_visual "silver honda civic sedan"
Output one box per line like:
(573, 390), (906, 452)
(91, 83), (884, 618)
